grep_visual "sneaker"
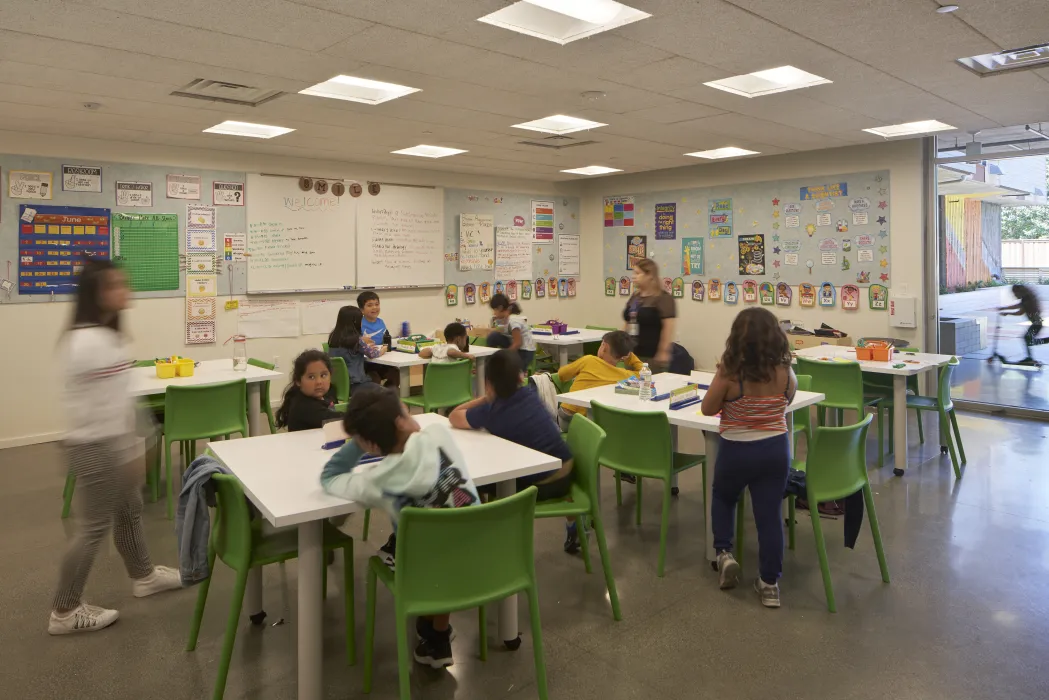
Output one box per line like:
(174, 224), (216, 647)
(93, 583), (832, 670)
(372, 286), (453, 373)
(413, 632), (453, 669)
(48, 604), (119, 635)
(717, 551), (740, 590)
(379, 533), (396, 571)
(132, 565), (183, 598)
(671, 486), (680, 497)
(564, 523), (580, 555)
(619, 473), (637, 485)
(754, 578), (781, 608)
(416, 617), (456, 642)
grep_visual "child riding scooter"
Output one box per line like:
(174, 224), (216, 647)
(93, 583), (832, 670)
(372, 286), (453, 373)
(998, 284), (1047, 367)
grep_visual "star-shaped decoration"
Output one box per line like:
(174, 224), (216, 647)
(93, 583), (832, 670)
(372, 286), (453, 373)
(739, 208), (745, 214)
(772, 210), (781, 218)
(772, 222), (780, 229)
(878, 188), (887, 196)
(875, 174), (884, 182)
(879, 245), (888, 254)
(773, 272), (781, 281)
(877, 201), (888, 209)
(772, 198), (780, 206)
(772, 233), (781, 241)
(773, 246), (782, 255)
(878, 229), (888, 239)
(716, 263), (722, 270)
(879, 273), (888, 282)
(752, 220), (759, 227)
(773, 260), (782, 268)
(879, 258), (888, 268)
(876, 216), (887, 225)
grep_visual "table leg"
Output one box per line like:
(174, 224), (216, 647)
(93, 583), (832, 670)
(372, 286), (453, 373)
(399, 368), (410, 398)
(558, 346), (569, 368)
(495, 479), (521, 650)
(892, 375), (908, 476)
(298, 520), (324, 700)
(475, 356), (487, 397)
(247, 383), (264, 437)
(703, 431), (720, 567)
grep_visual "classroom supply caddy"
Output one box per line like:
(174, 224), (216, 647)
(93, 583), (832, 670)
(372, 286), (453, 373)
(855, 340), (894, 362)
(395, 335), (437, 353)
(155, 356), (195, 378)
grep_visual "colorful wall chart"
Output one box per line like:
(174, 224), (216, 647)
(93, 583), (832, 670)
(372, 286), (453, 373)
(18, 205), (110, 294)
(604, 195), (635, 227)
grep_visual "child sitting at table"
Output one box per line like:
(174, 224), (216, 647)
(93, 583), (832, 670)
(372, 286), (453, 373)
(555, 330), (642, 432)
(321, 384), (479, 669)
(357, 290), (399, 389)
(420, 322), (475, 362)
(477, 293), (536, 370)
(449, 350), (582, 552)
(275, 349), (343, 432)
(327, 305), (383, 395)
(700, 307), (797, 609)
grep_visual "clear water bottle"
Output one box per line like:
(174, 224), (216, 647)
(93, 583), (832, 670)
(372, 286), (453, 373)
(225, 334), (248, 371)
(638, 363), (653, 401)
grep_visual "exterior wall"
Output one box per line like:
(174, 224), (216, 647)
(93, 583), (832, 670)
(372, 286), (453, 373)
(941, 195), (1002, 289)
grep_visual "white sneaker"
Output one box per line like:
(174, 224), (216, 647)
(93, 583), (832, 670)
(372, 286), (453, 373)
(132, 565), (183, 598)
(49, 604), (119, 635)
(717, 551), (740, 590)
(754, 578), (781, 608)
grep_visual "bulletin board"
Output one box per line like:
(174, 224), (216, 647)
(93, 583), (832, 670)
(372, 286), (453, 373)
(0, 153), (248, 303)
(443, 189), (580, 303)
(601, 170), (891, 301)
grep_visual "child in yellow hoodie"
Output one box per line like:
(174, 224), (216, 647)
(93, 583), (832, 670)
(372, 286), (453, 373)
(556, 330), (642, 431)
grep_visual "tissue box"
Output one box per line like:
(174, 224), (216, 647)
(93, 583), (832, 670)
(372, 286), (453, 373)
(395, 335), (437, 353)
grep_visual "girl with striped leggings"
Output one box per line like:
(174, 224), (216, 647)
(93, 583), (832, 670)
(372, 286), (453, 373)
(49, 259), (182, 635)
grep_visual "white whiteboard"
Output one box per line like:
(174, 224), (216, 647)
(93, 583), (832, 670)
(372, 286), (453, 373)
(356, 185), (444, 288)
(246, 174), (356, 293)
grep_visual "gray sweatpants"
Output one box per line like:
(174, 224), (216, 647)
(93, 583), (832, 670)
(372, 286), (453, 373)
(53, 440), (153, 612)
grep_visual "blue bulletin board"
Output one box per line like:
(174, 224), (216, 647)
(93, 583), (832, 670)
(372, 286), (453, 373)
(18, 204), (111, 295)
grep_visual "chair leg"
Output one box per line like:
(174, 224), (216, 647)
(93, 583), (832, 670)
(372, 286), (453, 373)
(187, 548), (217, 651)
(615, 471), (622, 506)
(578, 516), (593, 574)
(877, 407), (885, 468)
(916, 409), (925, 444)
(342, 544), (356, 666)
(213, 567), (249, 700)
(527, 586), (549, 700)
(478, 605), (487, 661)
(61, 472), (76, 519)
(940, 409), (961, 480)
(149, 431), (161, 503)
(888, 408), (894, 454)
(809, 505), (836, 613)
(635, 478), (643, 527)
(363, 568), (378, 693)
(657, 481), (671, 578)
(816, 406), (825, 427)
(862, 484), (890, 583)
(165, 438), (175, 520)
(322, 557), (328, 601)
(362, 509), (371, 542)
(949, 409), (967, 465)
(395, 607), (412, 700)
(590, 511), (622, 621)
(787, 495), (796, 551)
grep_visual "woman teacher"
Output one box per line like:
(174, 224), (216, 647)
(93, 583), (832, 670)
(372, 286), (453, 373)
(623, 258), (677, 371)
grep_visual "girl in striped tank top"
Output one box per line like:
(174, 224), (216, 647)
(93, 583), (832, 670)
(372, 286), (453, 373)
(701, 308), (796, 608)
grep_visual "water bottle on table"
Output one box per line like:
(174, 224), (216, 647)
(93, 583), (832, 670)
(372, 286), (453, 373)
(638, 363), (653, 401)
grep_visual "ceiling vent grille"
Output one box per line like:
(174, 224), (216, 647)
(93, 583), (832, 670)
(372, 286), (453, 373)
(957, 43), (1049, 76)
(171, 79), (284, 107)
(517, 135), (598, 150)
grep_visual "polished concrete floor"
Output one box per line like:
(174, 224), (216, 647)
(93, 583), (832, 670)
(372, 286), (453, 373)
(3, 411), (1049, 700)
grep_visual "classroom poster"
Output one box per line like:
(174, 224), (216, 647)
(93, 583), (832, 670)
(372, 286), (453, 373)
(459, 213), (495, 271)
(18, 205), (110, 294)
(557, 234), (580, 276)
(800, 182), (847, 200)
(187, 204), (216, 229)
(682, 237), (704, 275)
(627, 235), (647, 270)
(115, 181), (153, 207)
(167, 174), (201, 200)
(223, 233), (246, 262)
(708, 198), (732, 238)
(604, 195), (635, 227)
(61, 165), (102, 193)
(654, 203), (676, 240)
(213, 181), (245, 206)
(738, 234), (765, 275)
(9, 170), (53, 199)
(496, 226), (532, 279)
(531, 199), (554, 242)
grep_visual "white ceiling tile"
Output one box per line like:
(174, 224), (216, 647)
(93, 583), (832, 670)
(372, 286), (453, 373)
(622, 101), (728, 124)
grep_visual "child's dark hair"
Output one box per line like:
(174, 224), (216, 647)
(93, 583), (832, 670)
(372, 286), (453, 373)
(486, 349), (523, 399)
(275, 350), (332, 429)
(444, 322), (468, 344)
(719, 308), (791, 384)
(357, 290), (380, 308)
(328, 305), (363, 350)
(342, 384), (403, 454)
(489, 292), (521, 315)
(70, 258), (122, 332)
(1013, 284), (1032, 300)
(602, 330), (635, 358)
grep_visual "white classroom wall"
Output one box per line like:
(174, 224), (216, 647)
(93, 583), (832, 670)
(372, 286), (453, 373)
(574, 139), (926, 369)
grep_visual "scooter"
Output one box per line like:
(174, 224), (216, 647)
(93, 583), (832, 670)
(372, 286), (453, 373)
(987, 311), (1042, 368)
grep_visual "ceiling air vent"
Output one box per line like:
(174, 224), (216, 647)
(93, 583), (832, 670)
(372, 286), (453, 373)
(171, 79), (284, 107)
(957, 43), (1049, 76)
(517, 135), (598, 150)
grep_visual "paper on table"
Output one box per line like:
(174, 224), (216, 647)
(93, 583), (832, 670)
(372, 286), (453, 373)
(301, 298), (343, 335)
(238, 298), (300, 338)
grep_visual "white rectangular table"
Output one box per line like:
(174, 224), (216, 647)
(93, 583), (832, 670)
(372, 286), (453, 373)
(532, 327), (607, 367)
(208, 413), (560, 700)
(366, 344), (499, 398)
(793, 345), (954, 475)
(556, 371), (824, 565)
(128, 358), (283, 437)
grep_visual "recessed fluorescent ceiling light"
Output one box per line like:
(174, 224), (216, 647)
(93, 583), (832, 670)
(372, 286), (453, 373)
(560, 165), (622, 175)
(298, 75), (420, 105)
(477, 0), (650, 45)
(957, 43), (1049, 76)
(513, 115), (607, 135)
(703, 66), (831, 98)
(862, 120), (955, 138)
(684, 147), (760, 159)
(202, 120), (294, 138)
(390, 145), (468, 158)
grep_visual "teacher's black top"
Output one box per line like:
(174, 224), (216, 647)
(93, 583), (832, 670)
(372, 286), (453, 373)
(623, 291), (676, 359)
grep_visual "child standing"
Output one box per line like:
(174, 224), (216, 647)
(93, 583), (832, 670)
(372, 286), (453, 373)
(327, 305), (383, 394)
(50, 259), (182, 635)
(321, 385), (479, 668)
(483, 293), (536, 370)
(357, 291), (399, 389)
(700, 307), (796, 608)
(274, 350), (343, 432)
(1000, 283), (1047, 364)
(420, 322), (475, 362)
(556, 330), (642, 431)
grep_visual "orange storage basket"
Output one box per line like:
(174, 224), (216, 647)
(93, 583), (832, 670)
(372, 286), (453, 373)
(855, 341), (894, 362)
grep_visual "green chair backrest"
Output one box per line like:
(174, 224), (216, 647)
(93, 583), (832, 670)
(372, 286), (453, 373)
(549, 373), (574, 394)
(246, 358), (274, 409)
(330, 356), (350, 403)
(796, 357), (865, 413)
(471, 335), (487, 347)
(806, 413), (873, 502)
(565, 414), (606, 501)
(794, 374), (812, 433)
(135, 359), (157, 368)
(422, 359), (473, 407)
(586, 325), (616, 332)
(164, 380), (248, 442)
(210, 474), (254, 572)
(394, 487), (538, 614)
(590, 401), (673, 478)
(584, 326), (614, 356)
(939, 357), (959, 410)
(322, 342), (329, 352)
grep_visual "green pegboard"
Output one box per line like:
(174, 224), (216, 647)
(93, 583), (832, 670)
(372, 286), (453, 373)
(113, 212), (180, 292)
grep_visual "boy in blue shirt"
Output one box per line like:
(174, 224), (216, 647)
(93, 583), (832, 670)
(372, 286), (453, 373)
(357, 290), (399, 389)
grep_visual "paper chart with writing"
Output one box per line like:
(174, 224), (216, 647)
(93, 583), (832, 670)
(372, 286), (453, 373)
(186, 321), (216, 345)
(9, 170), (54, 199)
(186, 297), (216, 321)
(557, 234), (580, 276)
(213, 181), (245, 206)
(495, 226), (532, 280)
(61, 165), (102, 193)
(187, 254), (215, 274)
(186, 274), (216, 297)
(459, 213), (495, 271)
(167, 174), (201, 200)
(115, 181), (153, 207)
(223, 233), (246, 262)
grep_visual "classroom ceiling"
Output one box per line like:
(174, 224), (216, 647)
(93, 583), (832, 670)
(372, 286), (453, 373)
(0, 0), (1047, 181)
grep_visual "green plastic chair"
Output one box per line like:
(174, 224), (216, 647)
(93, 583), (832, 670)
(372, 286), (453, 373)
(787, 414), (889, 612)
(363, 488), (547, 700)
(535, 415), (621, 620)
(877, 357), (965, 479)
(590, 402), (705, 577)
(795, 357), (881, 429)
(403, 359), (473, 413)
(470, 335), (487, 347)
(322, 342), (330, 352)
(186, 474), (355, 700)
(246, 358), (277, 435)
(792, 374), (813, 459)
(162, 380), (249, 519)
(330, 356), (350, 404)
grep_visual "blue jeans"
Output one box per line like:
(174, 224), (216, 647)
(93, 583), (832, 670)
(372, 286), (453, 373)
(485, 331), (535, 370)
(711, 433), (790, 584)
